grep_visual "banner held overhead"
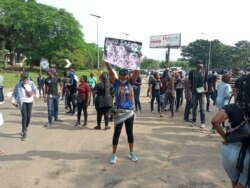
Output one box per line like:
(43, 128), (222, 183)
(103, 37), (142, 70)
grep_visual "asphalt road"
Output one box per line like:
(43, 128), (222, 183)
(0, 80), (231, 188)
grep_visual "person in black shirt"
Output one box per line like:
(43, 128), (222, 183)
(66, 71), (77, 116)
(234, 65), (250, 115)
(205, 72), (213, 112)
(94, 72), (114, 130)
(211, 103), (250, 188)
(150, 72), (162, 113)
(133, 72), (142, 113)
(188, 60), (206, 128)
(44, 68), (62, 126)
(37, 74), (45, 98)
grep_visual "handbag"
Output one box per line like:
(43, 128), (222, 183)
(225, 105), (250, 143)
(196, 87), (205, 93)
(211, 90), (217, 102)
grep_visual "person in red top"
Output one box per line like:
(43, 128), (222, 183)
(75, 75), (91, 126)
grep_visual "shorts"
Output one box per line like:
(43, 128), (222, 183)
(221, 142), (249, 185)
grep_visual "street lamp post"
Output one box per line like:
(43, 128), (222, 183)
(122, 32), (129, 40)
(201, 32), (211, 72)
(90, 14), (101, 69)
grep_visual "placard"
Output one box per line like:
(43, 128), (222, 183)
(103, 37), (142, 70)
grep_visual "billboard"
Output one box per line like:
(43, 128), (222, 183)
(149, 33), (181, 48)
(103, 37), (142, 70)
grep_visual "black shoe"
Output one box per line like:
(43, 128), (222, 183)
(21, 134), (27, 141)
(66, 111), (72, 114)
(75, 122), (80, 126)
(184, 119), (192, 122)
(206, 110), (211, 112)
(83, 122), (87, 126)
(94, 126), (101, 130)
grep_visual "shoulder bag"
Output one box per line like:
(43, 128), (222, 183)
(225, 105), (250, 143)
(193, 70), (205, 94)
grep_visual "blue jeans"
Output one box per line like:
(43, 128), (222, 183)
(134, 88), (141, 111)
(47, 94), (59, 123)
(0, 86), (4, 102)
(151, 90), (160, 112)
(221, 142), (249, 185)
(192, 93), (205, 123)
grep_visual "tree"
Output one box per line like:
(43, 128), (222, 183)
(0, 0), (97, 69)
(141, 56), (160, 70)
(234, 41), (250, 68)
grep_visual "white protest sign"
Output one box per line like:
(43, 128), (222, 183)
(103, 37), (142, 70)
(40, 59), (49, 70)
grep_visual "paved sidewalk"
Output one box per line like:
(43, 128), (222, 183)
(0, 82), (230, 188)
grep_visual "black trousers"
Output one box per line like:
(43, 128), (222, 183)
(112, 115), (134, 145)
(67, 92), (77, 112)
(21, 102), (33, 134)
(96, 106), (111, 127)
(77, 99), (88, 123)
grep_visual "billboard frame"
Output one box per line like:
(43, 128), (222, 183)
(149, 33), (181, 48)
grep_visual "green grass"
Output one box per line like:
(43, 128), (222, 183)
(1, 68), (100, 88)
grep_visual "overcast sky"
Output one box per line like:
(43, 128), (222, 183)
(37, 0), (250, 61)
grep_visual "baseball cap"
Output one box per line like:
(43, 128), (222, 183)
(68, 71), (75, 77)
(119, 69), (128, 75)
(47, 68), (56, 74)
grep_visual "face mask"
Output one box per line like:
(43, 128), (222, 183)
(120, 80), (127, 84)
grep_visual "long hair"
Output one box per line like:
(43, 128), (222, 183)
(101, 72), (110, 97)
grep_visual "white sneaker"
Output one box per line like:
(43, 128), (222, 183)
(200, 123), (205, 129)
(128, 152), (138, 162)
(110, 154), (117, 164)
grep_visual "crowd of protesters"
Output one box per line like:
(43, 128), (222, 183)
(1, 59), (249, 186)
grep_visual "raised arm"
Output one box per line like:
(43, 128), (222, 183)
(105, 62), (116, 83)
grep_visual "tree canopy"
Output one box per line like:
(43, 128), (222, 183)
(181, 39), (250, 70)
(0, 0), (98, 69)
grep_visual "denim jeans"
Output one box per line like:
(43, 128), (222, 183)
(192, 93), (205, 123)
(221, 142), (249, 185)
(0, 86), (4, 102)
(151, 90), (160, 112)
(47, 94), (59, 123)
(134, 88), (141, 111)
(21, 102), (33, 134)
